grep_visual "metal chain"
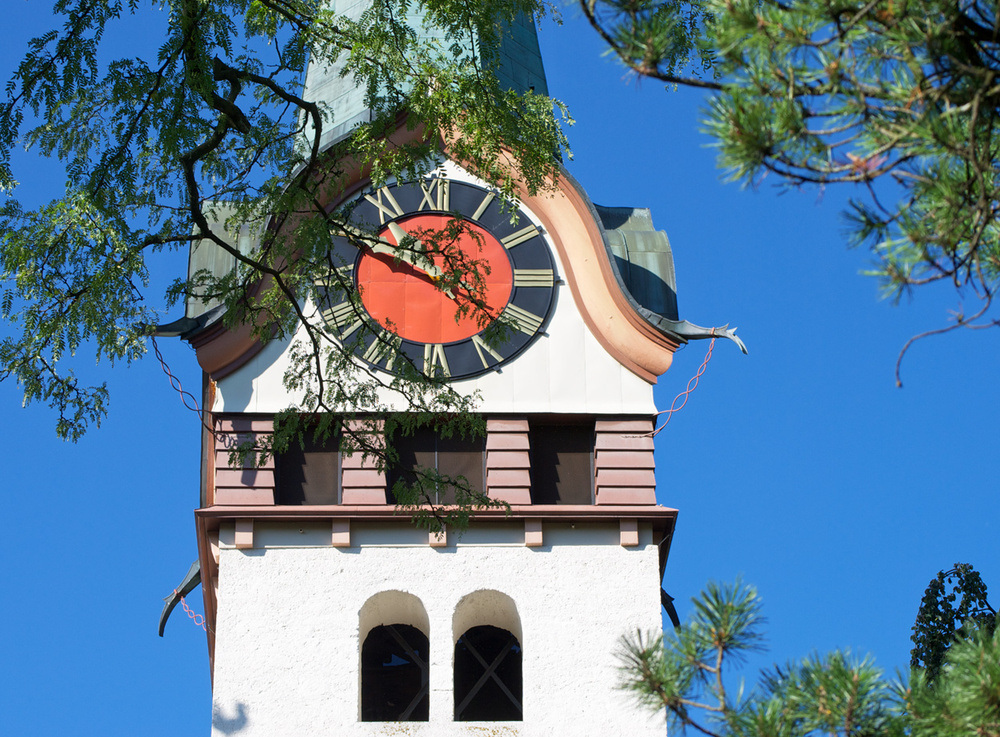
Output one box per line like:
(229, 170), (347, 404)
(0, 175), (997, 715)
(150, 335), (214, 434)
(175, 589), (207, 632)
(650, 337), (716, 437)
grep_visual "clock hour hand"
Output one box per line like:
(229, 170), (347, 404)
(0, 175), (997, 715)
(332, 220), (456, 299)
(376, 222), (456, 299)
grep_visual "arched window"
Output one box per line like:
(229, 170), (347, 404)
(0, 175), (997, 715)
(359, 592), (429, 722)
(453, 590), (523, 721)
(361, 625), (429, 721)
(454, 625), (522, 721)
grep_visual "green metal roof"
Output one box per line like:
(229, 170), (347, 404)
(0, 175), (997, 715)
(594, 203), (746, 352)
(300, 5), (549, 152)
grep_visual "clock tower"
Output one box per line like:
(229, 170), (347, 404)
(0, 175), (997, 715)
(160, 6), (744, 736)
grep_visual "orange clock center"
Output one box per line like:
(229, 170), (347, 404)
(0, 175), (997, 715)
(356, 214), (513, 345)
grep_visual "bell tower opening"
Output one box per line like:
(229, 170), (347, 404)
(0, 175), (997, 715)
(387, 425), (486, 504)
(361, 625), (430, 721)
(359, 591), (431, 722)
(452, 589), (523, 721)
(454, 625), (523, 721)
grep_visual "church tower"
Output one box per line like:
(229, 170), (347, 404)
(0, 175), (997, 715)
(160, 6), (742, 735)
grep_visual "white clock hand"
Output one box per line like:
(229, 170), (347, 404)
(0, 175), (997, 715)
(331, 220), (456, 299)
(379, 222), (456, 299)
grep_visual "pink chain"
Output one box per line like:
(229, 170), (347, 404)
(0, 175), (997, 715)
(651, 337), (716, 436)
(175, 589), (207, 632)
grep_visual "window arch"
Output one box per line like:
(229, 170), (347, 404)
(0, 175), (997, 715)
(359, 592), (429, 722)
(453, 590), (523, 722)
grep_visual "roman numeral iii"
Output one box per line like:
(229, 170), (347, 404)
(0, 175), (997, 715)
(512, 269), (554, 288)
(500, 224), (541, 249)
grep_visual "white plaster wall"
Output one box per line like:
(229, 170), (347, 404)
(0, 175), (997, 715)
(211, 163), (658, 417)
(211, 522), (666, 736)
(212, 283), (654, 416)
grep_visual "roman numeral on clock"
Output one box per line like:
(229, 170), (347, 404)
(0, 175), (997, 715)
(362, 329), (400, 370)
(417, 178), (450, 211)
(329, 223), (376, 253)
(501, 224), (540, 249)
(470, 191), (495, 221)
(314, 263), (355, 293)
(320, 299), (352, 327)
(334, 263), (354, 282)
(321, 300), (364, 340)
(512, 268), (554, 288)
(471, 333), (504, 368)
(364, 186), (405, 224)
(501, 303), (545, 336)
(423, 343), (451, 378)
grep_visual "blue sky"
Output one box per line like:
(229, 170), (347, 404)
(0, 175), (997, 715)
(2, 4), (998, 735)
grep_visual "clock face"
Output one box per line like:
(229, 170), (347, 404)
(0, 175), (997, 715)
(320, 177), (557, 380)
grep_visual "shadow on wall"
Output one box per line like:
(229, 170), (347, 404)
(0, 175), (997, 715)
(212, 701), (249, 735)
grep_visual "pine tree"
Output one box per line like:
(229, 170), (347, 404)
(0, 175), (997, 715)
(582, 0), (1000, 365)
(621, 579), (1000, 736)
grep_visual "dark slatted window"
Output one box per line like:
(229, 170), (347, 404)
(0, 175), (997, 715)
(454, 626), (523, 721)
(275, 432), (339, 505)
(361, 624), (429, 722)
(528, 422), (594, 504)
(388, 427), (485, 504)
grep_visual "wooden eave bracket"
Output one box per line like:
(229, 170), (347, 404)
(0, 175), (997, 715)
(234, 518), (254, 549)
(620, 518), (639, 547)
(332, 519), (351, 547)
(429, 526), (448, 547)
(524, 519), (543, 547)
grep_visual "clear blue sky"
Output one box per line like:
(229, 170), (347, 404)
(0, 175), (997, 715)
(2, 4), (998, 735)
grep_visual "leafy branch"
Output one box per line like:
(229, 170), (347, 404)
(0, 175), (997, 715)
(0, 0), (568, 526)
(911, 562), (997, 685)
